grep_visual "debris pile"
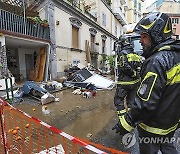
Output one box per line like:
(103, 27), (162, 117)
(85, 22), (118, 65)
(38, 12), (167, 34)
(72, 83), (97, 98)
(63, 66), (115, 90)
(13, 81), (62, 105)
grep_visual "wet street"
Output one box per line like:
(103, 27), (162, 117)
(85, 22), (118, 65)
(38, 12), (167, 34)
(14, 87), (129, 152)
(13, 87), (180, 154)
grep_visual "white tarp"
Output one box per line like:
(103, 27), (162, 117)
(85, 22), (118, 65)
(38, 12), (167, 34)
(84, 74), (115, 90)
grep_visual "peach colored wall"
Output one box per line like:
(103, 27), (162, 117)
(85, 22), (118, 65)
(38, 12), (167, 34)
(171, 16), (180, 36)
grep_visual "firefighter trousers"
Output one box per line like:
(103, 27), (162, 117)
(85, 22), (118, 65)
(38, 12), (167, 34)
(114, 85), (137, 110)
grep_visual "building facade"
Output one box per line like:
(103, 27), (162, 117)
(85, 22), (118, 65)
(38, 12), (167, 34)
(36, 0), (128, 79)
(0, 0), (146, 81)
(0, 2), (50, 81)
(127, 0), (143, 24)
(146, 0), (180, 39)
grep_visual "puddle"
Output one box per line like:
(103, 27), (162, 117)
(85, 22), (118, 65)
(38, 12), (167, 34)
(63, 105), (114, 139)
(15, 88), (116, 140)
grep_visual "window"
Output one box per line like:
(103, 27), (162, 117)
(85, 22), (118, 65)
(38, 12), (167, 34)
(110, 39), (113, 55)
(134, 0), (137, 8)
(72, 26), (79, 49)
(102, 12), (106, 27)
(138, 2), (141, 11)
(115, 25), (117, 36)
(172, 18), (179, 24)
(102, 39), (106, 54)
(134, 13), (137, 23)
(90, 34), (95, 51)
(70, 17), (82, 49)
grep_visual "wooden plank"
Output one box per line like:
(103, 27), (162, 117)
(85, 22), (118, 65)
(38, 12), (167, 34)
(36, 47), (46, 82)
(85, 40), (91, 64)
(34, 50), (41, 80)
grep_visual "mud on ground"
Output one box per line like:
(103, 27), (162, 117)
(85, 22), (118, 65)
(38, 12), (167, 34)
(15, 88), (130, 152)
(14, 88), (180, 154)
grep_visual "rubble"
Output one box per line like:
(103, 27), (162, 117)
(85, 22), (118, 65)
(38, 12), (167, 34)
(13, 81), (63, 105)
(63, 67), (115, 90)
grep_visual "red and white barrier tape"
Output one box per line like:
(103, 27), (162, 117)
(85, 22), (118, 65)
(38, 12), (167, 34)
(0, 98), (8, 152)
(0, 98), (107, 154)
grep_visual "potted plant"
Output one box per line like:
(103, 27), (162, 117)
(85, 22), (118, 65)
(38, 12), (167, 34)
(41, 20), (49, 28)
(107, 55), (115, 75)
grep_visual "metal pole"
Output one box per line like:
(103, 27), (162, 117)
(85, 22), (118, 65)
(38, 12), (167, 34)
(5, 78), (9, 100)
(10, 77), (14, 99)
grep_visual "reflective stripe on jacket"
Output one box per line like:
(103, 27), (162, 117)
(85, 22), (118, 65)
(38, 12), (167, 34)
(124, 39), (180, 135)
(117, 49), (141, 84)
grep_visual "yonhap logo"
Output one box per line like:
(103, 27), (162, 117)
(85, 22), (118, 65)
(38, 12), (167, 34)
(122, 133), (136, 148)
(121, 132), (180, 151)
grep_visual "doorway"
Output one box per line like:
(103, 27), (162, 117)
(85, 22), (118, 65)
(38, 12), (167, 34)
(25, 54), (34, 79)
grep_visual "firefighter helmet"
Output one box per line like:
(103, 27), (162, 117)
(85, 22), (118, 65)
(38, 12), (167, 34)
(119, 34), (132, 48)
(133, 12), (172, 45)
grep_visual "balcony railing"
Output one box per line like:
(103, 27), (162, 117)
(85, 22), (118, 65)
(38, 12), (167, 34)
(0, 9), (50, 40)
(65, 0), (81, 11)
(113, 7), (127, 26)
(84, 11), (97, 22)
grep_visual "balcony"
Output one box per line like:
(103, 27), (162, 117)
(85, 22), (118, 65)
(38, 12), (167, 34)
(84, 11), (97, 22)
(113, 7), (127, 26)
(0, 9), (50, 40)
(90, 42), (98, 54)
(65, 0), (81, 11)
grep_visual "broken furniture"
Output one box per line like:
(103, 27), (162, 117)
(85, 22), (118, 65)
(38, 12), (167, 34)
(14, 81), (55, 105)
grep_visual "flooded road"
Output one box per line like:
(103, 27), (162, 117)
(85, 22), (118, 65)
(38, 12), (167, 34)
(15, 88), (125, 150)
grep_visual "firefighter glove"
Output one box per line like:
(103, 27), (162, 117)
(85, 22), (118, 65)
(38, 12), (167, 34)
(112, 121), (129, 135)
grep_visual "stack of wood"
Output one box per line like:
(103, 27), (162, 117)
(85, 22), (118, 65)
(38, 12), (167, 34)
(28, 47), (46, 82)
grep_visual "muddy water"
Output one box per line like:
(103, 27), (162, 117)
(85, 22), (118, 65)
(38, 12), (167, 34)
(63, 103), (114, 138)
(15, 88), (116, 140)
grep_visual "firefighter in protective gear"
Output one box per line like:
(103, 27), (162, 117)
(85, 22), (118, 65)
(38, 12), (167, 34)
(112, 12), (180, 154)
(114, 34), (142, 112)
